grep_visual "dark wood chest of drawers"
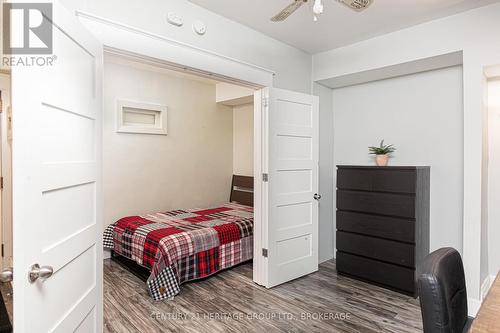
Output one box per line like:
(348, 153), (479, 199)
(336, 166), (430, 296)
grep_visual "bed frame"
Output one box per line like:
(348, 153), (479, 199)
(111, 174), (254, 281)
(229, 175), (254, 207)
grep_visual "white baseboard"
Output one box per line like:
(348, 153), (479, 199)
(469, 274), (496, 317)
(481, 274), (495, 300)
(468, 298), (481, 317)
(103, 249), (111, 260)
(319, 254), (334, 263)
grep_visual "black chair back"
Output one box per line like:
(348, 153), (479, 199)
(417, 247), (471, 333)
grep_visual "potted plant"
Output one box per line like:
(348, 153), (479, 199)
(369, 140), (396, 166)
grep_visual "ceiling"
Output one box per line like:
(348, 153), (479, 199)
(189, 0), (500, 53)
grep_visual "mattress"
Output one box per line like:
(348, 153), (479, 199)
(103, 202), (253, 301)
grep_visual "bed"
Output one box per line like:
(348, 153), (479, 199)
(103, 175), (254, 301)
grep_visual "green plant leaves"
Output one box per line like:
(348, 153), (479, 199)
(368, 139), (396, 155)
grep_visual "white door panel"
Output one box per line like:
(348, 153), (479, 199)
(254, 87), (319, 288)
(11, 1), (103, 332)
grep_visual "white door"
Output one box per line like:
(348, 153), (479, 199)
(11, 1), (103, 332)
(254, 87), (319, 288)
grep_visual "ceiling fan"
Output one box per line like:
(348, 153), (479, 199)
(271, 0), (373, 22)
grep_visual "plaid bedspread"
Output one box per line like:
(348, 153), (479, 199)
(103, 202), (253, 301)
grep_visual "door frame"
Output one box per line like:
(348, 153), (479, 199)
(99, 46), (266, 238)
(75, 10), (275, 88)
(0, 71), (12, 271)
(98, 47), (267, 258)
(253, 89), (266, 285)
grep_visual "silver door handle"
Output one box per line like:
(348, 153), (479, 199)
(0, 268), (13, 283)
(314, 193), (322, 201)
(28, 264), (53, 283)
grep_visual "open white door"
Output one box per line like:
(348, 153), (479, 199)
(11, 1), (103, 332)
(254, 87), (319, 288)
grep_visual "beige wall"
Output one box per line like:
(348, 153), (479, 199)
(103, 57), (233, 229)
(232, 104), (254, 176)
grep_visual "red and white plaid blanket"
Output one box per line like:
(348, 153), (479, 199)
(103, 202), (253, 301)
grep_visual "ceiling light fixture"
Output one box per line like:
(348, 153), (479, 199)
(313, 0), (323, 22)
(271, 0), (373, 23)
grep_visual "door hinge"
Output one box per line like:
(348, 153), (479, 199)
(1, 244), (4, 257)
(262, 248), (268, 258)
(0, 177), (3, 190)
(262, 173), (269, 182)
(262, 97), (269, 108)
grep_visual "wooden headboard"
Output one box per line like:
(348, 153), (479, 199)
(230, 175), (254, 207)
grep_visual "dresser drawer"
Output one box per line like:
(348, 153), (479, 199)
(336, 252), (416, 294)
(337, 211), (415, 243)
(337, 168), (416, 193)
(337, 231), (415, 267)
(337, 190), (416, 218)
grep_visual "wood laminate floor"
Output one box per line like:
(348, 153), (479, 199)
(104, 258), (423, 333)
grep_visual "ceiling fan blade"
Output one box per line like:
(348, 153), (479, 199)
(336, 0), (373, 12)
(271, 0), (308, 22)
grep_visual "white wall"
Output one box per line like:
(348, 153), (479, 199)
(488, 78), (500, 278)
(332, 66), (464, 254)
(233, 104), (254, 176)
(313, 83), (335, 263)
(60, 0), (312, 94)
(103, 58), (233, 229)
(313, 3), (500, 311)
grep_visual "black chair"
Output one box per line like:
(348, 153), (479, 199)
(417, 247), (473, 333)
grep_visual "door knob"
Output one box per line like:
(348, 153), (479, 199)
(28, 264), (53, 283)
(0, 268), (13, 283)
(314, 193), (322, 200)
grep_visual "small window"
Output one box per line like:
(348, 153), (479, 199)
(116, 100), (168, 135)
